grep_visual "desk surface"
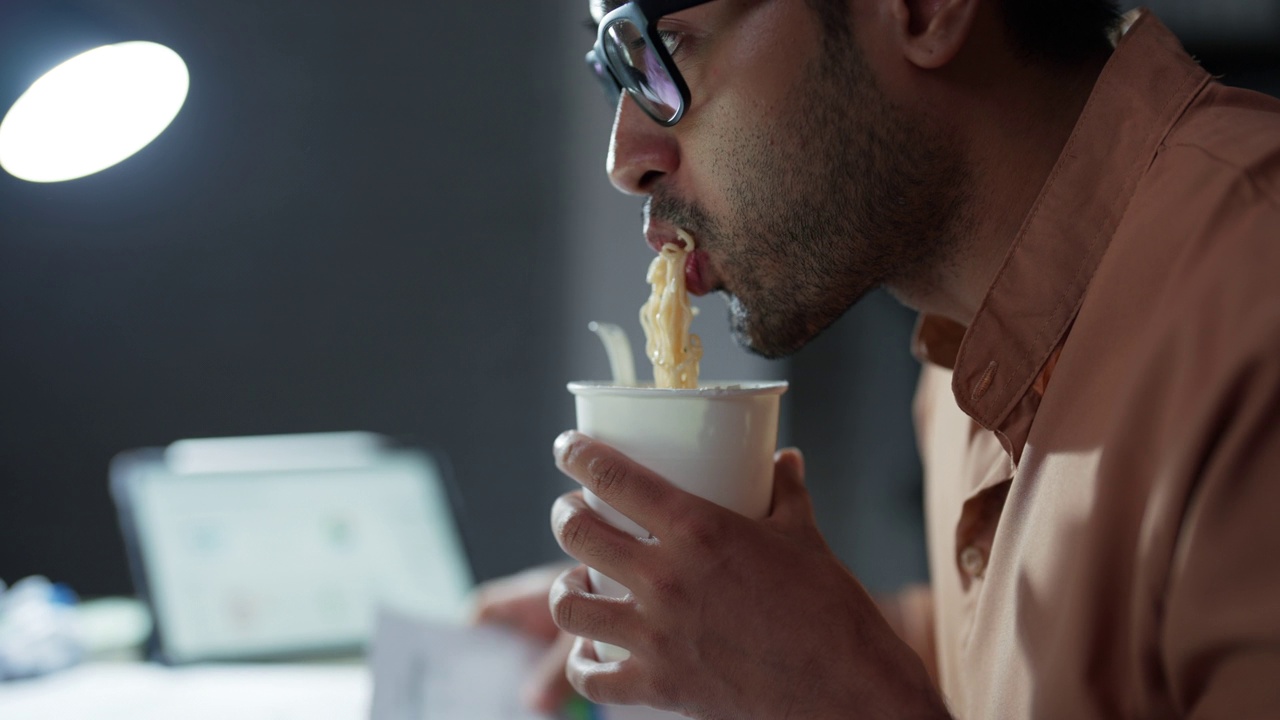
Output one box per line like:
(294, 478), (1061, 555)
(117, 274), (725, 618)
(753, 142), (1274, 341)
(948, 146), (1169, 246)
(0, 661), (371, 720)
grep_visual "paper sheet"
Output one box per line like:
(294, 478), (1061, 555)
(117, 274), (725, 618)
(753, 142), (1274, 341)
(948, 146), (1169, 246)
(368, 609), (694, 720)
(368, 608), (557, 720)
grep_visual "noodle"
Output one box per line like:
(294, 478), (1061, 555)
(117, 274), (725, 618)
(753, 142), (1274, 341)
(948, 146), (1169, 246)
(640, 229), (703, 389)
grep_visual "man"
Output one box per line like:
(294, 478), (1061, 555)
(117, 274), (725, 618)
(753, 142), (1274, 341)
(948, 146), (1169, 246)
(476, 0), (1280, 716)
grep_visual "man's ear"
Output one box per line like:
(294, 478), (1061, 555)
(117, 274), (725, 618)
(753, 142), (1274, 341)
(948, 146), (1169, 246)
(890, 0), (980, 69)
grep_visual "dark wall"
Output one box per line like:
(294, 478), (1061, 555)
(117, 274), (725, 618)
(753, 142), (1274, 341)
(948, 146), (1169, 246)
(789, 291), (926, 595)
(0, 0), (572, 596)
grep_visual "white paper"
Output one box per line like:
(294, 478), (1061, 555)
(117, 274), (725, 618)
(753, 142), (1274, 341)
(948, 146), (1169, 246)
(368, 609), (694, 720)
(368, 608), (557, 720)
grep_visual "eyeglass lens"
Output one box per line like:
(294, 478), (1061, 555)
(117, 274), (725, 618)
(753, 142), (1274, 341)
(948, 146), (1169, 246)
(603, 19), (682, 122)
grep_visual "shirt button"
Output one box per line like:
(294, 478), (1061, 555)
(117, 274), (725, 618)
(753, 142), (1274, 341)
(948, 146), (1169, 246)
(960, 545), (987, 579)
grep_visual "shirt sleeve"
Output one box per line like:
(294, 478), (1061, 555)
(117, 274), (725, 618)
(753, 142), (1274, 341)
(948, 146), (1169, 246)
(1160, 319), (1280, 718)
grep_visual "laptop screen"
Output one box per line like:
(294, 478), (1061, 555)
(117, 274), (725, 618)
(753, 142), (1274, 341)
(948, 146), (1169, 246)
(111, 435), (473, 663)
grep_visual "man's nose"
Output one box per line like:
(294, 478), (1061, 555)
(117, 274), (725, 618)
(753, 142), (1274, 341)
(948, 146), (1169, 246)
(606, 94), (678, 196)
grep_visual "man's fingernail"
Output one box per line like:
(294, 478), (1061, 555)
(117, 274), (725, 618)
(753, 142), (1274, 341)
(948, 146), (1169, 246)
(554, 431), (577, 461)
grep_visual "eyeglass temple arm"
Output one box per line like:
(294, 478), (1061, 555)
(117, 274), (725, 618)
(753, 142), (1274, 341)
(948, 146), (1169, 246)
(633, 0), (715, 19)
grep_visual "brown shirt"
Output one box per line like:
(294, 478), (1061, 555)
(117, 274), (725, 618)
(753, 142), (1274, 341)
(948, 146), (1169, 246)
(913, 11), (1280, 719)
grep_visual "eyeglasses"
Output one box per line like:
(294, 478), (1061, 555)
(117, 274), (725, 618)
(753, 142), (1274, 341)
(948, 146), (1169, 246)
(585, 0), (716, 127)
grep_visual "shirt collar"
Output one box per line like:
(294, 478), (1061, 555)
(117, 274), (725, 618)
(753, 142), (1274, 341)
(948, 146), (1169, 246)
(913, 11), (1210, 455)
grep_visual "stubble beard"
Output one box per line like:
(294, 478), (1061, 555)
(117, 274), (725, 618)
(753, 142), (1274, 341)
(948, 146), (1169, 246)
(651, 31), (973, 359)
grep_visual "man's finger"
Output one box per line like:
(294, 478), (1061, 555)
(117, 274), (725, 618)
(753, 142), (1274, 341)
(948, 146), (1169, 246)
(550, 491), (647, 587)
(520, 631), (578, 714)
(469, 563), (567, 641)
(565, 635), (650, 708)
(766, 448), (815, 527)
(554, 430), (687, 536)
(549, 565), (641, 647)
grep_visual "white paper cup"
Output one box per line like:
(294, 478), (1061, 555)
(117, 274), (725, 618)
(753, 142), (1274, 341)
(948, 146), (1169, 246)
(567, 380), (788, 664)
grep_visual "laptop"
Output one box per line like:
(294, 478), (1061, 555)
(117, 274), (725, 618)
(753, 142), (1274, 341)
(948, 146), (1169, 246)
(110, 432), (474, 664)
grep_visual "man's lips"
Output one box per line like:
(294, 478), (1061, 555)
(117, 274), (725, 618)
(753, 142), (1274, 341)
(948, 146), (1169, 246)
(644, 232), (675, 255)
(684, 249), (713, 296)
(644, 231), (718, 296)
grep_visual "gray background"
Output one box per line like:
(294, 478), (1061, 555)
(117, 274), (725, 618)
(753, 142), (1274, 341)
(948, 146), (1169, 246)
(0, 0), (1275, 600)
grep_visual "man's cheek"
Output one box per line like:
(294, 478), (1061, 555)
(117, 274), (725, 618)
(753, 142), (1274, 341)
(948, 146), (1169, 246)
(685, 129), (747, 218)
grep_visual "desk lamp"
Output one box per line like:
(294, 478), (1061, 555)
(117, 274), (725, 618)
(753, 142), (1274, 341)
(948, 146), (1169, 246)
(0, 1), (188, 183)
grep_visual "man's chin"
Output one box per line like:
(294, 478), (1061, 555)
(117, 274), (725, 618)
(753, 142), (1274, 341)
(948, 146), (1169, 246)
(727, 302), (808, 360)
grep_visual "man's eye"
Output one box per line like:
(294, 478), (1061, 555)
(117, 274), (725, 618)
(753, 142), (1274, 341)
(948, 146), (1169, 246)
(657, 30), (684, 56)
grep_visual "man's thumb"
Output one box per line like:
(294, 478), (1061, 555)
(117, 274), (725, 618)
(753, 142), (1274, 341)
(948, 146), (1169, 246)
(769, 448), (812, 523)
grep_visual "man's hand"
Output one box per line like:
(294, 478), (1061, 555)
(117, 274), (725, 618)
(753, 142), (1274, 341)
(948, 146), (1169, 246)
(470, 563), (578, 713)
(549, 430), (950, 720)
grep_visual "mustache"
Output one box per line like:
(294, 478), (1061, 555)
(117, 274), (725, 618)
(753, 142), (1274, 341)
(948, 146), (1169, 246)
(645, 190), (720, 241)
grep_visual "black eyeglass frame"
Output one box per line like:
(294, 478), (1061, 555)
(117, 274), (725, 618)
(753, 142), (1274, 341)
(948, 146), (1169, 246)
(586, 0), (716, 127)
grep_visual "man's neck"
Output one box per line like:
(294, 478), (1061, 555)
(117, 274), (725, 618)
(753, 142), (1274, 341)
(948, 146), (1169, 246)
(902, 52), (1110, 327)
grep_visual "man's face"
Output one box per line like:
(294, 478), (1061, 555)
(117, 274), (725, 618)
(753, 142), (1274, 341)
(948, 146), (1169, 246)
(596, 0), (971, 358)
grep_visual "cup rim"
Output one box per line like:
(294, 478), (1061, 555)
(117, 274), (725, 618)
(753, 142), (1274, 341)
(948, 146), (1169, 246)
(567, 380), (789, 397)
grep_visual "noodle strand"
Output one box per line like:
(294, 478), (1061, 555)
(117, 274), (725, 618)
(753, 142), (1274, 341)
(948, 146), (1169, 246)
(640, 230), (702, 389)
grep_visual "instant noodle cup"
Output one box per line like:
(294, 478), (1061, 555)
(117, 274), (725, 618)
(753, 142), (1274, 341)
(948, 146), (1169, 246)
(567, 379), (788, 663)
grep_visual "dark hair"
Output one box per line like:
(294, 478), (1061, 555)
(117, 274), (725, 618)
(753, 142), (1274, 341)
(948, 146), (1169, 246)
(806, 0), (1123, 66)
(1000, 0), (1122, 65)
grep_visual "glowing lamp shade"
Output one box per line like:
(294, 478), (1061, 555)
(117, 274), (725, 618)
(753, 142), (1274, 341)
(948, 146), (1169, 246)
(0, 41), (188, 183)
